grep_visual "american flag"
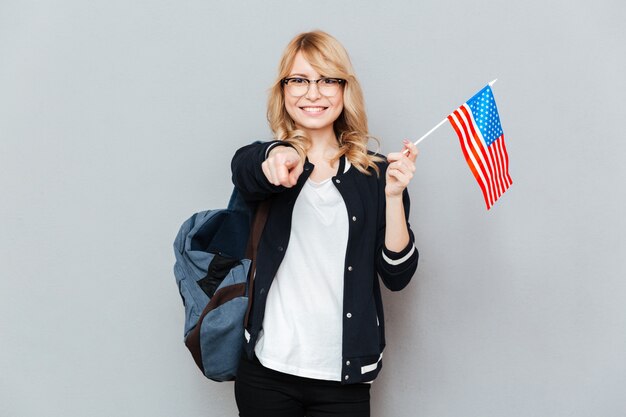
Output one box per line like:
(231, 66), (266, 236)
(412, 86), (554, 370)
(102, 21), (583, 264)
(447, 85), (512, 210)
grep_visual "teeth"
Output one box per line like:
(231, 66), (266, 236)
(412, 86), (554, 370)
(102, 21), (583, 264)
(302, 107), (325, 112)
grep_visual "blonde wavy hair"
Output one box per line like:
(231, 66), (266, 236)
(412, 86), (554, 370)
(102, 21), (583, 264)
(267, 30), (383, 175)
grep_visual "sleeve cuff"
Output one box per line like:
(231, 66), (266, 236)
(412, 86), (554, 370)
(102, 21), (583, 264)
(264, 141), (294, 159)
(382, 241), (417, 266)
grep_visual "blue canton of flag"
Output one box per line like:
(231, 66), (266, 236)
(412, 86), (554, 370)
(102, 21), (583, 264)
(447, 85), (512, 210)
(467, 87), (503, 147)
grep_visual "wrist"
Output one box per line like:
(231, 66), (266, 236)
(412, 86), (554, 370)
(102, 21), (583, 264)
(267, 144), (293, 159)
(385, 193), (403, 202)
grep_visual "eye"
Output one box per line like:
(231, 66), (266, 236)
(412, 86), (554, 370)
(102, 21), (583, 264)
(321, 78), (339, 85)
(287, 78), (307, 85)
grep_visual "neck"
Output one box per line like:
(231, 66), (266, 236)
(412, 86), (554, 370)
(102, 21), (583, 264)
(305, 128), (339, 160)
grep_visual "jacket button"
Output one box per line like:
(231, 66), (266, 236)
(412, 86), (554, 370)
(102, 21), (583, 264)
(277, 246), (284, 252)
(346, 360), (351, 366)
(346, 313), (352, 318)
(344, 375), (350, 380)
(335, 178), (341, 184)
(259, 288), (266, 295)
(347, 266), (353, 272)
(352, 216), (357, 221)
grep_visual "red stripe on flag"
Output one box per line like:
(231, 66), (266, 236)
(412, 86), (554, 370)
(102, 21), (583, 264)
(500, 136), (513, 185)
(492, 137), (511, 190)
(448, 111), (492, 209)
(455, 108), (495, 208)
(488, 142), (505, 196)
(460, 106), (499, 204)
(491, 139), (507, 195)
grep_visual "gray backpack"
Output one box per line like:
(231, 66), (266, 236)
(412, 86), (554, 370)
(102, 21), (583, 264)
(173, 189), (267, 381)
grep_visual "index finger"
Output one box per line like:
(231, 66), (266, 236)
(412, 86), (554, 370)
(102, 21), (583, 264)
(401, 140), (419, 161)
(274, 161), (292, 186)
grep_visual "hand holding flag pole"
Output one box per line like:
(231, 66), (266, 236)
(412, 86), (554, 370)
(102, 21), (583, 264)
(404, 79), (512, 210)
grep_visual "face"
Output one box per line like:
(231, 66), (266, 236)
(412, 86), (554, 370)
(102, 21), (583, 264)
(283, 51), (344, 137)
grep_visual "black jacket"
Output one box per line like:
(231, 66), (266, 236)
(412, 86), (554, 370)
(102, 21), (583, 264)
(231, 141), (418, 384)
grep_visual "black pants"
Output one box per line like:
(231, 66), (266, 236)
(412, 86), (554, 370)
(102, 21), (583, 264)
(235, 354), (371, 417)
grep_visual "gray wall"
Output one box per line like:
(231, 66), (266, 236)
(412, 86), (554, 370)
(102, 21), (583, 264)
(1, 0), (625, 416)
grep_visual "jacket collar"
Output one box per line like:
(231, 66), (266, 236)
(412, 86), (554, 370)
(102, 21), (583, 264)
(302, 155), (347, 177)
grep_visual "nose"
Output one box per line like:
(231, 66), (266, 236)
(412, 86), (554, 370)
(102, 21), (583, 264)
(304, 81), (322, 100)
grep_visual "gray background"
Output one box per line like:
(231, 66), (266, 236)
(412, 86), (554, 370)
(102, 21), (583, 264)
(1, 0), (625, 416)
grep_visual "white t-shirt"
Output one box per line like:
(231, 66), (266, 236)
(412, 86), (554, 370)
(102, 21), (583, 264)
(254, 175), (349, 381)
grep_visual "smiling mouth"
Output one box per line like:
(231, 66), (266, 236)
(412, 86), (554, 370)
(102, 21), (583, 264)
(300, 106), (328, 113)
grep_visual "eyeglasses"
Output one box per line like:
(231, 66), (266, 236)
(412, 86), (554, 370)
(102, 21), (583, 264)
(282, 77), (345, 97)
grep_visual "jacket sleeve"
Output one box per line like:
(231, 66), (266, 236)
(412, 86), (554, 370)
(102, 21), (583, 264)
(231, 141), (293, 202)
(375, 163), (419, 291)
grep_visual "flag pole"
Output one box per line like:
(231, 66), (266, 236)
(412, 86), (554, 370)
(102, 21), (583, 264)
(406, 79), (498, 150)
(413, 117), (447, 146)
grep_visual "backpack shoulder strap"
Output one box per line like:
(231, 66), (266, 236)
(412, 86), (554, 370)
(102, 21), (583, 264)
(243, 199), (270, 329)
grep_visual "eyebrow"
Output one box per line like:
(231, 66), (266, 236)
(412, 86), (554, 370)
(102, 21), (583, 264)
(287, 73), (310, 78)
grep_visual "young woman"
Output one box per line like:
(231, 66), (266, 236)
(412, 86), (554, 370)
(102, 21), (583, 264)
(231, 30), (419, 417)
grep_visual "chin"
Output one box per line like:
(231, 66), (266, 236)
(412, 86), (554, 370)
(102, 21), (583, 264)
(292, 114), (342, 133)
(298, 121), (331, 130)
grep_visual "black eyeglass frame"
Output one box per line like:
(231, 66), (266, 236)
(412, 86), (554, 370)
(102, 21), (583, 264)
(281, 77), (346, 96)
